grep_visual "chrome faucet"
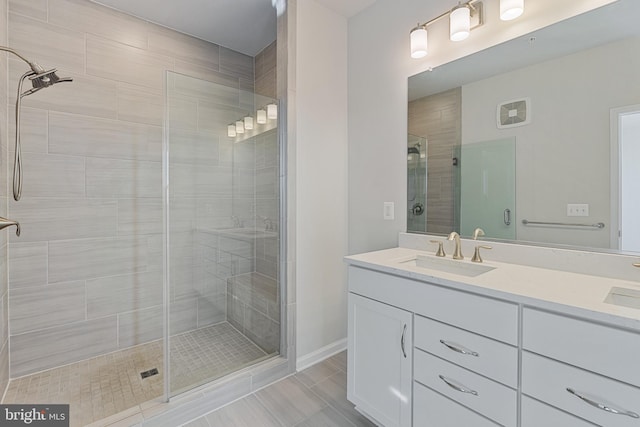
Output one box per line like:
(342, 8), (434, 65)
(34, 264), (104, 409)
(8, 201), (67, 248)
(448, 231), (463, 260)
(0, 217), (20, 236)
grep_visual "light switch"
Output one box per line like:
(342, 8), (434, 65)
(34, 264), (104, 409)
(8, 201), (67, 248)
(383, 202), (395, 220)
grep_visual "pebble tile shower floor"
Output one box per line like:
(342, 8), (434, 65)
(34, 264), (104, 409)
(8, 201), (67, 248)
(2, 322), (269, 426)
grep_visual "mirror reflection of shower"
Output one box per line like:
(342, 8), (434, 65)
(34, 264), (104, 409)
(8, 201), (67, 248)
(407, 135), (427, 233)
(0, 45), (73, 201)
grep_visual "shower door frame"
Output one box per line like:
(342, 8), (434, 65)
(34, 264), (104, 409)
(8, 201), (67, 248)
(161, 72), (289, 403)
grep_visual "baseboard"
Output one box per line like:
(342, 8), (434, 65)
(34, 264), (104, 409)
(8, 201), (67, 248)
(296, 338), (347, 371)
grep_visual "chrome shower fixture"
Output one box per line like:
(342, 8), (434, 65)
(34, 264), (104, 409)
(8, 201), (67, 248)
(0, 45), (73, 201)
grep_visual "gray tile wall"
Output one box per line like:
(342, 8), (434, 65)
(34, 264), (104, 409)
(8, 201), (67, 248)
(6, 0), (257, 377)
(0, 0), (9, 397)
(408, 87), (462, 235)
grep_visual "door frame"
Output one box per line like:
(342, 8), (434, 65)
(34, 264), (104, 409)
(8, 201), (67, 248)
(610, 104), (640, 250)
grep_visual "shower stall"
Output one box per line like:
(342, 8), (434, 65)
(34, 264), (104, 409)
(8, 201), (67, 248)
(2, 71), (284, 426)
(0, 2), (285, 424)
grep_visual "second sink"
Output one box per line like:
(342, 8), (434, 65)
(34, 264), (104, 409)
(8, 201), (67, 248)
(604, 286), (640, 310)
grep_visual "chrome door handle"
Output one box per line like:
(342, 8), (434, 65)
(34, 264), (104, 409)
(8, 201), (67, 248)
(438, 375), (478, 396)
(439, 340), (479, 357)
(504, 208), (511, 226)
(400, 324), (407, 358)
(566, 388), (639, 418)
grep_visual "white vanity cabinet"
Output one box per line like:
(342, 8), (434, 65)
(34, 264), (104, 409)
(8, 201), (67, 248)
(346, 259), (640, 427)
(347, 266), (518, 426)
(347, 293), (413, 427)
(522, 308), (640, 426)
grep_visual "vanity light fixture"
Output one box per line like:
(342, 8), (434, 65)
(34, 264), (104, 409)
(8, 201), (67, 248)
(256, 108), (267, 124)
(244, 116), (254, 130)
(227, 124), (237, 138)
(411, 1), (483, 58)
(500, 0), (524, 21)
(267, 103), (278, 120)
(411, 0), (525, 59)
(410, 24), (428, 58)
(235, 120), (245, 134)
(450, 4), (471, 41)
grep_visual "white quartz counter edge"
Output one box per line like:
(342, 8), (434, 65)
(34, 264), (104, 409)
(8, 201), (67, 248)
(345, 247), (640, 331)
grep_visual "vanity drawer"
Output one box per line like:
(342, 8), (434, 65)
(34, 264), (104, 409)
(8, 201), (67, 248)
(414, 315), (518, 388)
(521, 396), (597, 427)
(414, 349), (517, 426)
(349, 266), (518, 345)
(523, 308), (640, 387)
(414, 382), (500, 427)
(522, 351), (640, 427)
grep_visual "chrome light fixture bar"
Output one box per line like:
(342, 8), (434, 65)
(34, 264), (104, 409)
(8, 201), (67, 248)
(411, 0), (483, 59)
(411, 0), (525, 59)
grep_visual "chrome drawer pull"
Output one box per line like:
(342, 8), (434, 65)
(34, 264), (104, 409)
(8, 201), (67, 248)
(566, 388), (640, 419)
(439, 340), (479, 357)
(401, 324), (407, 358)
(438, 375), (478, 396)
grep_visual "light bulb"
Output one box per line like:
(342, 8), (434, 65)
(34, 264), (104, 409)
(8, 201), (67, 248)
(235, 121), (245, 134)
(500, 0), (524, 21)
(450, 5), (471, 42)
(256, 109), (267, 124)
(227, 124), (236, 137)
(410, 25), (428, 59)
(244, 116), (254, 130)
(267, 103), (278, 120)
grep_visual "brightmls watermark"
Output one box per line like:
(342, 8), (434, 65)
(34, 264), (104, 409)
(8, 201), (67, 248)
(0, 405), (69, 426)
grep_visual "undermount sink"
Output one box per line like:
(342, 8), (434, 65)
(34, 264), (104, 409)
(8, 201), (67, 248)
(402, 254), (495, 277)
(604, 286), (640, 310)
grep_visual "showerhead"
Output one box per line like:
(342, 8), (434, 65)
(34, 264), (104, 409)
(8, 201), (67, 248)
(0, 44), (75, 201)
(408, 146), (420, 155)
(22, 69), (73, 97)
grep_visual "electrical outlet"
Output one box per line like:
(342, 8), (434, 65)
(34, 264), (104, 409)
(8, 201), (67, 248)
(567, 203), (589, 217)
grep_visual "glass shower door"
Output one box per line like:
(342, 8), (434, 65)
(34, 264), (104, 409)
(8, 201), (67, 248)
(165, 71), (281, 396)
(459, 138), (516, 239)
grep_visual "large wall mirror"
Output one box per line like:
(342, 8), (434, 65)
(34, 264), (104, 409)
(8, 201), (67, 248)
(407, 0), (640, 254)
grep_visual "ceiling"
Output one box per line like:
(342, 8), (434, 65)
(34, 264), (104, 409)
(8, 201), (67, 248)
(92, 0), (376, 57)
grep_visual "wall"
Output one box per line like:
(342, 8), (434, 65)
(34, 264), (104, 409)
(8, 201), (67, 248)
(347, 0), (618, 256)
(461, 37), (640, 248)
(295, 0), (349, 366)
(6, 0), (257, 377)
(0, 0), (9, 397)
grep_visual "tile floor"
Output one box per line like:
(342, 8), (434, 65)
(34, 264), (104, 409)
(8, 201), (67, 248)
(182, 351), (376, 427)
(3, 322), (270, 427)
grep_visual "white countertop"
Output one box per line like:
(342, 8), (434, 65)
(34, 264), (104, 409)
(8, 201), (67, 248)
(345, 247), (640, 330)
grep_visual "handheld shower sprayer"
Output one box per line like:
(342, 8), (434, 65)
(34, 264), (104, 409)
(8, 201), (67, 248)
(0, 45), (73, 201)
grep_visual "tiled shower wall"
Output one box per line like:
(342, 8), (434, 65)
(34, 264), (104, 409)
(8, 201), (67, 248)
(408, 87), (462, 235)
(0, 0), (9, 395)
(5, 0), (261, 378)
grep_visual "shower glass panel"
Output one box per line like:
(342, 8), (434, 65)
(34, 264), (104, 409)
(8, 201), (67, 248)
(459, 138), (516, 240)
(165, 71), (281, 396)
